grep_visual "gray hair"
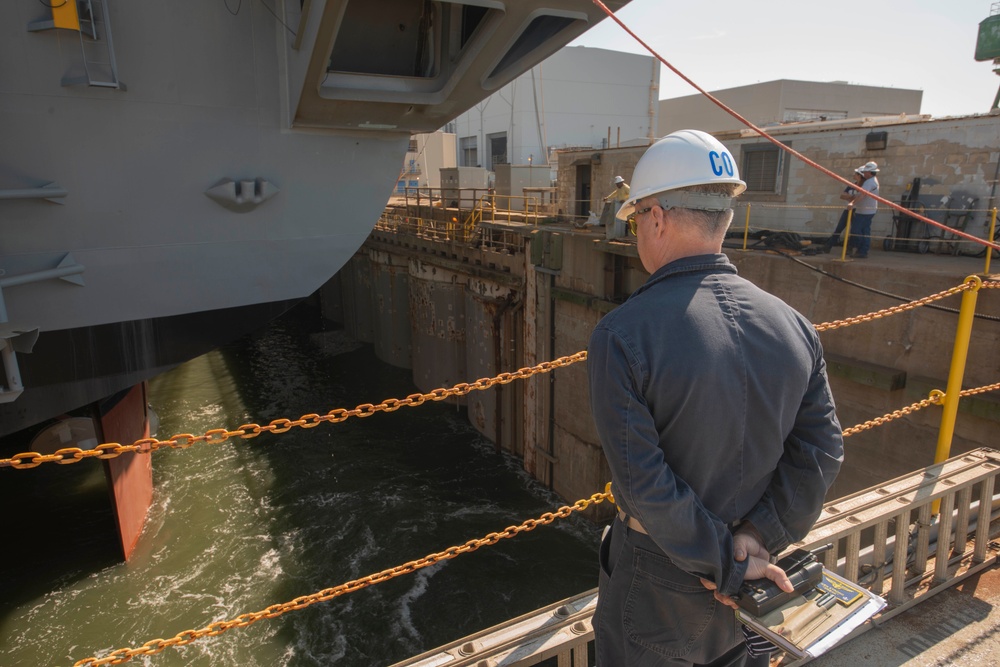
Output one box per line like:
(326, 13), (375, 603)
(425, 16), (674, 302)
(666, 183), (740, 238)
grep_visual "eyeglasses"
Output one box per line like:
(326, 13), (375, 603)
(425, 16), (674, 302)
(626, 206), (655, 236)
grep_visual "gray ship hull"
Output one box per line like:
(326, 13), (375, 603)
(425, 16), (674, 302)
(1, 0), (628, 439)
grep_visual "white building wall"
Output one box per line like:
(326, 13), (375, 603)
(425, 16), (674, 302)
(450, 46), (658, 171)
(396, 131), (457, 192)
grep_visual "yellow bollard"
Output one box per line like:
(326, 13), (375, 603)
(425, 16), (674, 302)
(741, 203), (751, 251)
(839, 209), (853, 261)
(933, 275), (982, 465)
(984, 208), (997, 276)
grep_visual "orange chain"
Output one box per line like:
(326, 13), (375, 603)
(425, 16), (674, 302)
(71, 489), (612, 667)
(6, 280), (999, 471)
(842, 382), (1000, 437)
(814, 280), (975, 332)
(1, 352), (587, 469)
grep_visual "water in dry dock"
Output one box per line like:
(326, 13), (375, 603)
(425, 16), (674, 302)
(0, 300), (602, 666)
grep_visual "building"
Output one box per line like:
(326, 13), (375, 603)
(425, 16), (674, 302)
(396, 131), (457, 193)
(447, 46), (659, 172)
(658, 79), (923, 136)
(557, 111), (1000, 243)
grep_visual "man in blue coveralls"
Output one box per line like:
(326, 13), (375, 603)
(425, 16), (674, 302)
(588, 129), (844, 666)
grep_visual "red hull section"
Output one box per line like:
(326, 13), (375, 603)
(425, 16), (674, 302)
(100, 384), (153, 561)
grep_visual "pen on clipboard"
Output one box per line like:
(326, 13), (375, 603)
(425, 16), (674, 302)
(776, 592), (837, 639)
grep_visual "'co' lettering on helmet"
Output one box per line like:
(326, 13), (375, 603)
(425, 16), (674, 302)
(709, 151), (735, 177)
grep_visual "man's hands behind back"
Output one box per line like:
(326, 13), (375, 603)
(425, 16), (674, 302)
(700, 524), (794, 610)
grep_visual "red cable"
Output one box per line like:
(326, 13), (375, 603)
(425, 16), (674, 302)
(591, 0), (1000, 253)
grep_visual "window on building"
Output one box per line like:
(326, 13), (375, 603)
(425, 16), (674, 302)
(741, 143), (785, 195)
(408, 138), (419, 153)
(460, 136), (478, 167)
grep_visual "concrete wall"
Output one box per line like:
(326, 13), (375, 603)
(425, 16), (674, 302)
(659, 80), (923, 135)
(726, 252), (1000, 498)
(557, 113), (1000, 244)
(723, 114), (1000, 244)
(555, 147), (642, 221)
(495, 164), (552, 198)
(329, 210), (999, 515)
(371, 250), (411, 368)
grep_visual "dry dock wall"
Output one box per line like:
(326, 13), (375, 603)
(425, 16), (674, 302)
(323, 223), (999, 513)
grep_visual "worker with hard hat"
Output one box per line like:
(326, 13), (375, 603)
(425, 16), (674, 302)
(824, 168), (865, 253)
(588, 129), (843, 666)
(604, 175), (630, 206)
(847, 161), (880, 258)
(601, 176), (631, 239)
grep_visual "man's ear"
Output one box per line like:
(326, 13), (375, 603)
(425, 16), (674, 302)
(650, 205), (668, 236)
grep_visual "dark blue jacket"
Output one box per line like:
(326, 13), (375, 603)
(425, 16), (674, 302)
(588, 253), (843, 596)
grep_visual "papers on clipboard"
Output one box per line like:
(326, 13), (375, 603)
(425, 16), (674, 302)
(736, 568), (887, 659)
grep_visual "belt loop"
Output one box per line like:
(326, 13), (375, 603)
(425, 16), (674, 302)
(617, 508), (648, 535)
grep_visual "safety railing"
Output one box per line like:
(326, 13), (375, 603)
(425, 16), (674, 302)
(730, 202), (1000, 275)
(389, 448), (1000, 667)
(394, 187), (552, 219)
(375, 191), (553, 252)
(24, 274), (1000, 665)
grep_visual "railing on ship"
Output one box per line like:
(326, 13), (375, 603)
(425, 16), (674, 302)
(392, 447), (1000, 667)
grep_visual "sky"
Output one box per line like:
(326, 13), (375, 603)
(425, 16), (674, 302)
(570, 0), (1000, 119)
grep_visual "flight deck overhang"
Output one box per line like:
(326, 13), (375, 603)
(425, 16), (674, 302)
(288, 0), (629, 133)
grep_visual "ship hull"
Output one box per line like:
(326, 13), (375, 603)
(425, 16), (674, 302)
(0, 298), (299, 437)
(0, 0), (630, 562)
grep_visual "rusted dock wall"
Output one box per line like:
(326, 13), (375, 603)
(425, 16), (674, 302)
(323, 223), (1000, 511)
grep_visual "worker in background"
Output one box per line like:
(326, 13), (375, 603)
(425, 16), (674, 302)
(823, 168), (864, 253)
(589, 129), (843, 666)
(847, 161), (880, 259)
(604, 175), (631, 238)
(604, 175), (631, 212)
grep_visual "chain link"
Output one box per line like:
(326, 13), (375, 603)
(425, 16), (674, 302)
(39, 279), (1000, 663)
(1, 352), (588, 470)
(71, 489), (612, 667)
(841, 382), (1000, 437)
(6, 281), (1000, 470)
(814, 281), (974, 332)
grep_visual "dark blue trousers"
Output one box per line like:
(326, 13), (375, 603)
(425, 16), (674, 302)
(595, 516), (769, 666)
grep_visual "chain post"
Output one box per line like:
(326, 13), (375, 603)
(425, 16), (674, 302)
(985, 207), (997, 276)
(741, 203), (750, 251)
(838, 209), (853, 261)
(934, 276), (983, 467)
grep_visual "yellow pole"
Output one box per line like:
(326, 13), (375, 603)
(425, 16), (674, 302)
(839, 209), (853, 261)
(984, 208), (997, 276)
(741, 204), (751, 251)
(933, 275), (982, 466)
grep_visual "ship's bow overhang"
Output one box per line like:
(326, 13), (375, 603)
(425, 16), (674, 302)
(287, 0), (630, 132)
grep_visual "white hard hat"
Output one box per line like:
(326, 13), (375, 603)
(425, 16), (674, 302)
(617, 129), (746, 221)
(613, 175), (625, 184)
(859, 161), (879, 173)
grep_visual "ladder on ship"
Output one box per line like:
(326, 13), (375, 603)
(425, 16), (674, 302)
(61, 0), (126, 90)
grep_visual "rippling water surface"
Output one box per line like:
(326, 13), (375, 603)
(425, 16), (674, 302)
(0, 301), (602, 666)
